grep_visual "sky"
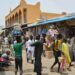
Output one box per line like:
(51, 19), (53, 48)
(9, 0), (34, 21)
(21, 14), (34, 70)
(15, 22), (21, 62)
(0, 0), (75, 27)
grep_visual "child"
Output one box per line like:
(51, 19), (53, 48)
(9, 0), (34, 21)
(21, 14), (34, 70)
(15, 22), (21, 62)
(58, 52), (66, 73)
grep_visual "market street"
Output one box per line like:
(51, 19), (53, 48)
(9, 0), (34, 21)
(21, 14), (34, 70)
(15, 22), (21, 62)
(0, 0), (75, 75)
(0, 50), (75, 75)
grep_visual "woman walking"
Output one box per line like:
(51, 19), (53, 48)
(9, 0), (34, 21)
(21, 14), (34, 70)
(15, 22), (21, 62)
(62, 39), (71, 71)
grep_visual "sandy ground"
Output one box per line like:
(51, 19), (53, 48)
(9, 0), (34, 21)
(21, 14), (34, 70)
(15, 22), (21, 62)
(0, 50), (75, 75)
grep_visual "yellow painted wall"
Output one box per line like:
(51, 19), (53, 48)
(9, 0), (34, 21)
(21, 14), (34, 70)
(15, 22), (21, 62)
(5, 0), (63, 27)
(26, 2), (41, 23)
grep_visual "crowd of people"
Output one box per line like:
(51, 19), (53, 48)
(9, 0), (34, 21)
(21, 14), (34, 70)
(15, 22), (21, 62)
(13, 35), (43, 75)
(0, 32), (75, 75)
(50, 34), (71, 73)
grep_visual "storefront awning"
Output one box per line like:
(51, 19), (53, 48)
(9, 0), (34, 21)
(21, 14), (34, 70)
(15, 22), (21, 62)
(2, 25), (18, 30)
(28, 13), (75, 28)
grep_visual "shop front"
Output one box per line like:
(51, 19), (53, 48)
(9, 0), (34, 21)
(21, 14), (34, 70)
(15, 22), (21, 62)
(24, 13), (75, 58)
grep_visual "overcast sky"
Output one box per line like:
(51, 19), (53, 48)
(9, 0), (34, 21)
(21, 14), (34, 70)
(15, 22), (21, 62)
(0, 0), (75, 27)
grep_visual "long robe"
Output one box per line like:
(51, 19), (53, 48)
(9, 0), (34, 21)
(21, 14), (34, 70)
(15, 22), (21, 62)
(62, 43), (71, 65)
(31, 40), (43, 73)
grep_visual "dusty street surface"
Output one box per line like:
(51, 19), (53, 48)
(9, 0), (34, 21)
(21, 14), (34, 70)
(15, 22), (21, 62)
(0, 50), (75, 75)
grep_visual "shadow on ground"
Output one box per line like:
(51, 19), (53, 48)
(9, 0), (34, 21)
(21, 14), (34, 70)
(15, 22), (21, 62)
(50, 67), (58, 72)
(23, 69), (33, 73)
(42, 66), (48, 69)
(42, 73), (49, 75)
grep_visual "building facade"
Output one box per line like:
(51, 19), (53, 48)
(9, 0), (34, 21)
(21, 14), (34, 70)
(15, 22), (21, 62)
(5, 0), (63, 27)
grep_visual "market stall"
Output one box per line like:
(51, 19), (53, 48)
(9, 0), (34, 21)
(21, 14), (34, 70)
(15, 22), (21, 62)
(44, 28), (58, 58)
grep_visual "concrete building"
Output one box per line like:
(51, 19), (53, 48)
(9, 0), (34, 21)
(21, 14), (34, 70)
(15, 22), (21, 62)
(5, 0), (63, 27)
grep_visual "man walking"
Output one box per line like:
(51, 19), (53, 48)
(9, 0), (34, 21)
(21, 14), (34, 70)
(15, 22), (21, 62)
(13, 36), (25, 75)
(31, 35), (43, 75)
(51, 34), (63, 72)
